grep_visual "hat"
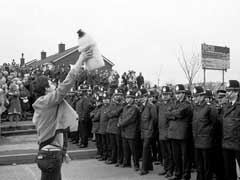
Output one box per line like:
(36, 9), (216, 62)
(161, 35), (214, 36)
(204, 89), (213, 98)
(216, 89), (226, 98)
(114, 88), (123, 96)
(226, 80), (240, 91)
(126, 90), (136, 98)
(148, 90), (156, 97)
(193, 86), (204, 96)
(103, 91), (110, 99)
(162, 86), (171, 94)
(135, 90), (142, 98)
(140, 88), (148, 97)
(95, 95), (103, 102)
(185, 89), (192, 97)
(175, 84), (185, 93)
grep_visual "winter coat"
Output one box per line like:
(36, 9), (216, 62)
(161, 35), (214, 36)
(99, 104), (111, 134)
(106, 102), (123, 134)
(140, 102), (157, 139)
(7, 89), (21, 115)
(75, 96), (93, 122)
(19, 86), (31, 112)
(157, 100), (173, 140)
(222, 100), (240, 151)
(0, 92), (6, 114)
(167, 100), (193, 140)
(192, 102), (217, 149)
(119, 104), (139, 139)
(91, 105), (102, 134)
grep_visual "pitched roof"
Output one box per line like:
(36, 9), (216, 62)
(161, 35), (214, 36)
(26, 45), (114, 67)
(25, 59), (38, 66)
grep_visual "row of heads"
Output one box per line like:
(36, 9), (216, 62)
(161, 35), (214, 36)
(67, 80), (240, 100)
(162, 80), (240, 98)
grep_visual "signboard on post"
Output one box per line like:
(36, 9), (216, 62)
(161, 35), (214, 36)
(201, 43), (230, 70)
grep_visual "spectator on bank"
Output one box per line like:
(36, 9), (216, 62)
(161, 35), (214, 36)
(0, 88), (7, 118)
(19, 82), (31, 120)
(137, 72), (144, 89)
(7, 83), (21, 127)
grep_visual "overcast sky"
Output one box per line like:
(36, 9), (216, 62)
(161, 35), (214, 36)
(0, 0), (240, 85)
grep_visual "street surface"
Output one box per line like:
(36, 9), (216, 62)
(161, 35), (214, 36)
(0, 159), (197, 180)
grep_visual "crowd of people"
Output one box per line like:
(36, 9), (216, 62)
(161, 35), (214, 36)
(1, 57), (240, 180)
(0, 59), (145, 127)
(65, 79), (240, 180)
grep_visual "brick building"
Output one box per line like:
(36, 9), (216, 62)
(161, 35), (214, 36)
(26, 43), (114, 70)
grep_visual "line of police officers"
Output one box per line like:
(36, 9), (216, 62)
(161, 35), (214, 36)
(69, 80), (240, 180)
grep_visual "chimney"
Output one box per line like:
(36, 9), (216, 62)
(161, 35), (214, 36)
(20, 53), (25, 66)
(58, 43), (65, 53)
(41, 51), (47, 60)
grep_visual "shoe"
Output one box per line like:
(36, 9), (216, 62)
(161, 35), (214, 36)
(139, 170), (149, 175)
(134, 166), (139, 171)
(158, 170), (167, 176)
(120, 164), (131, 168)
(105, 160), (116, 165)
(72, 140), (79, 144)
(79, 144), (87, 148)
(98, 157), (106, 161)
(168, 175), (181, 180)
(115, 163), (120, 167)
(148, 166), (153, 171)
(95, 155), (102, 159)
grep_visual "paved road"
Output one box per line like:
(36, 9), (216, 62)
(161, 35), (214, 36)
(0, 159), (197, 180)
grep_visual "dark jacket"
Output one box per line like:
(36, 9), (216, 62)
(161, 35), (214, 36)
(91, 105), (102, 134)
(222, 100), (240, 151)
(119, 104), (139, 139)
(75, 96), (93, 122)
(192, 102), (217, 149)
(158, 100), (173, 140)
(140, 102), (157, 139)
(106, 102), (123, 134)
(99, 104), (111, 134)
(167, 100), (193, 140)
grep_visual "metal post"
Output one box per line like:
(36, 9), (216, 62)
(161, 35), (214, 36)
(203, 68), (206, 88)
(222, 69), (225, 85)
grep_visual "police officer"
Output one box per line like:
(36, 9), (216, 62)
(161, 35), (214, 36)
(149, 90), (161, 164)
(212, 89), (227, 180)
(91, 94), (103, 159)
(158, 86), (174, 178)
(118, 90), (140, 171)
(105, 89), (124, 165)
(222, 80), (240, 180)
(167, 84), (193, 180)
(192, 86), (217, 180)
(75, 85), (93, 148)
(98, 92), (111, 161)
(139, 88), (157, 175)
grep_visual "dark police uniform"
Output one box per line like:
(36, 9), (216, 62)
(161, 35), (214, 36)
(192, 101), (217, 180)
(222, 100), (240, 180)
(119, 103), (139, 169)
(91, 104), (103, 159)
(167, 99), (193, 180)
(106, 102), (123, 164)
(158, 100), (174, 177)
(75, 95), (93, 147)
(139, 101), (157, 175)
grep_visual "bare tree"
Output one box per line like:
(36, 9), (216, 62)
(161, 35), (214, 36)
(177, 46), (201, 90)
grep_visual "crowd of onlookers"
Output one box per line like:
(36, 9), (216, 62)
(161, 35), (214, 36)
(0, 60), (146, 127)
